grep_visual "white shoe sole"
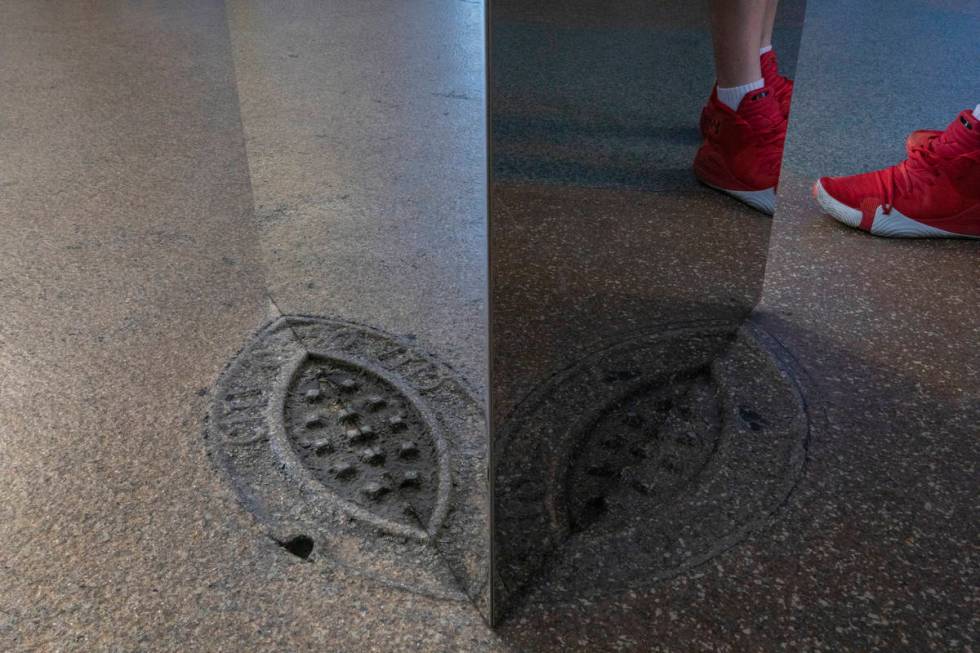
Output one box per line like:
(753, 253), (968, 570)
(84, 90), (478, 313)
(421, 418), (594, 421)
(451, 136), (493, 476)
(813, 180), (978, 239)
(699, 180), (776, 216)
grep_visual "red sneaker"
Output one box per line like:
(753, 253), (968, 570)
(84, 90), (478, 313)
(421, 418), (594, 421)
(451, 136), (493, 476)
(694, 87), (787, 215)
(813, 109), (980, 238)
(699, 51), (794, 136)
(761, 49), (793, 119)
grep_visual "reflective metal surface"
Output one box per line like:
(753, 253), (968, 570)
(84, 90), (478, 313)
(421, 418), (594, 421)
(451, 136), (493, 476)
(489, 0), (805, 626)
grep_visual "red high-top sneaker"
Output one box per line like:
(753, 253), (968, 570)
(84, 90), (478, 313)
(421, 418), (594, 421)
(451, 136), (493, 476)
(694, 87), (787, 215)
(814, 109), (980, 238)
(700, 50), (794, 137)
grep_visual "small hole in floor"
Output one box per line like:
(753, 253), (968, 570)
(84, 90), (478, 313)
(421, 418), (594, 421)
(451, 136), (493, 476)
(279, 534), (314, 560)
(575, 495), (607, 530)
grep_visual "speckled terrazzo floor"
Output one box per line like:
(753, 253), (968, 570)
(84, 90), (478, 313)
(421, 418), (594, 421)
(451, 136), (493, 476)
(491, 0), (978, 650)
(0, 1), (497, 650)
(1, 0), (976, 651)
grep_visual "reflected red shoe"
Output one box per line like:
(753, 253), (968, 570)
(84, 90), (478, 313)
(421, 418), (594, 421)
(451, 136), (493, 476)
(814, 109), (980, 238)
(694, 87), (787, 215)
(761, 49), (793, 119)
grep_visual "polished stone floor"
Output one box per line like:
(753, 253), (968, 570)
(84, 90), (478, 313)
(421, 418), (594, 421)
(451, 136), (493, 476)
(0, 1), (494, 650)
(0, 0), (976, 651)
(491, 0), (978, 651)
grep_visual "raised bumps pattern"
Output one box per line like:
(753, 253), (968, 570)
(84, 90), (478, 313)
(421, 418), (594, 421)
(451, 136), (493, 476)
(284, 358), (440, 528)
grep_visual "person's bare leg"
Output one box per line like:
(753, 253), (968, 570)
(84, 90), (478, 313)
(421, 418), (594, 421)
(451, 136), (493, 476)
(710, 0), (767, 88)
(760, 0), (780, 51)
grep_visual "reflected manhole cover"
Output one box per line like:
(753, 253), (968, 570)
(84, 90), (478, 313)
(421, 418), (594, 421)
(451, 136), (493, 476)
(493, 320), (811, 611)
(205, 316), (487, 607)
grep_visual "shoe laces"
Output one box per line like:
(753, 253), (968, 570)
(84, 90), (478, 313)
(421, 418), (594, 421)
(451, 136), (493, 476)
(882, 125), (959, 213)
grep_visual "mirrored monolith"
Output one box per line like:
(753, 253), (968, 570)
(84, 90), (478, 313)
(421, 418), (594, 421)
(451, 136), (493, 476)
(489, 0), (807, 626)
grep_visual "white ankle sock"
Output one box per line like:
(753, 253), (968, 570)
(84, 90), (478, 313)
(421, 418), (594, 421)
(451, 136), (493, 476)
(717, 78), (765, 111)
(973, 104), (980, 119)
(759, 45), (773, 55)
